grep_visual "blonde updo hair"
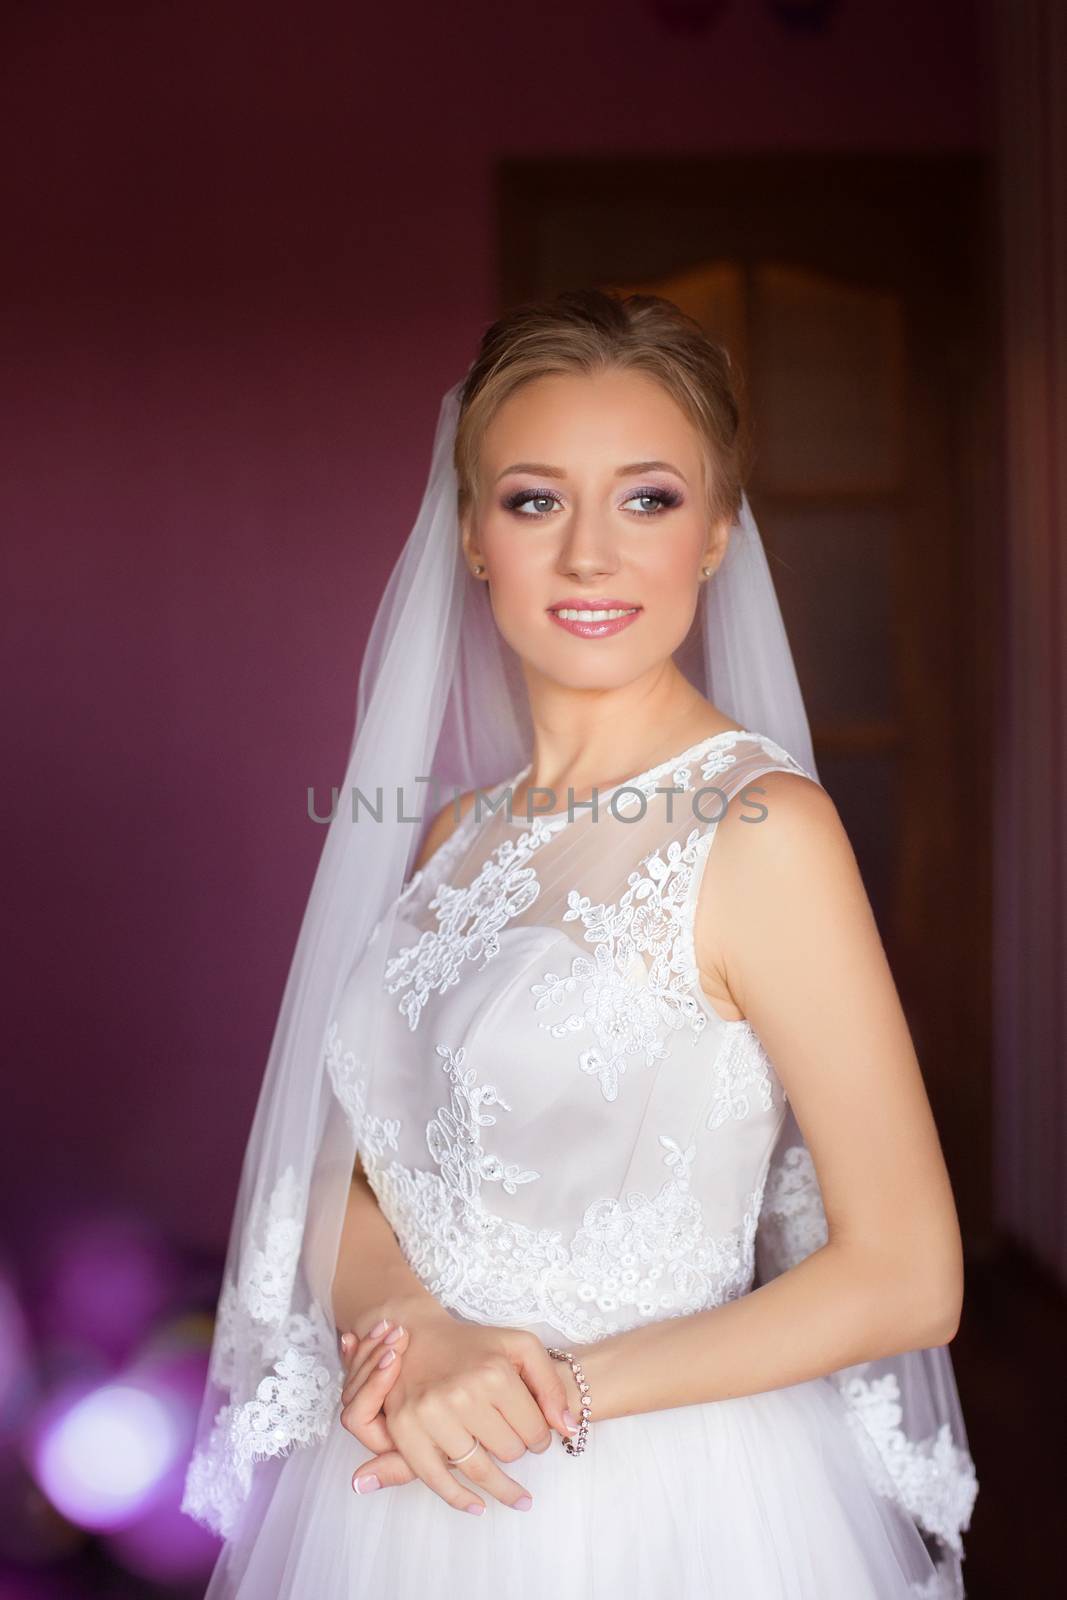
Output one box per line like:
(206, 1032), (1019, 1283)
(454, 288), (749, 533)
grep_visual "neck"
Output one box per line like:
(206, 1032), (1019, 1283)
(514, 662), (731, 804)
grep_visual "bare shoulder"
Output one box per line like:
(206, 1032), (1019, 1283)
(695, 769), (867, 1014)
(708, 767), (863, 922)
(412, 785), (481, 875)
(718, 766), (850, 872)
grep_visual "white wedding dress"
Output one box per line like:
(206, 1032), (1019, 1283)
(202, 728), (977, 1599)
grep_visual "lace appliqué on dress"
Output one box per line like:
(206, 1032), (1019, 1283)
(529, 733), (810, 1100)
(705, 1025), (775, 1129)
(363, 1073), (769, 1344)
(609, 730), (810, 820)
(552, 1133), (768, 1338)
(609, 741), (742, 816)
(362, 1039), (559, 1323)
(322, 1016), (399, 1156)
(531, 832), (719, 1100)
(427, 1043), (541, 1197)
(384, 816), (559, 1031)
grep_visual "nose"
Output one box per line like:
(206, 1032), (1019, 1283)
(555, 506), (620, 583)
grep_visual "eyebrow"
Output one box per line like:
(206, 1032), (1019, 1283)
(495, 459), (688, 485)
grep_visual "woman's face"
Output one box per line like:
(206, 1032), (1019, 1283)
(462, 368), (729, 690)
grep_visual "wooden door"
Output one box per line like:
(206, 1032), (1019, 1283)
(498, 156), (996, 1241)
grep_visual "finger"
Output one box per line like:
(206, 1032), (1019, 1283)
(340, 1321), (392, 1375)
(351, 1448), (418, 1496)
(510, 1334), (577, 1438)
(347, 1313), (395, 1344)
(343, 1410), (396, 1455)
(341, 1325), (381, 1361)
(341, 1348), (406, 1437)
(434, 1388), (542, 1501)
(427, 1339), (564, 1457)
(444, 1382), (534, 1466)
(342, 1325), (410, 1407)
(341, 1321), (404, 1397)
(385, 1406), (490, 1516)
(389, 1395), (533, 1515)
(341, 1314), (405, 1358)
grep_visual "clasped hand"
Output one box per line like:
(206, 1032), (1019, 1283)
(338, 1300), (582, 1516)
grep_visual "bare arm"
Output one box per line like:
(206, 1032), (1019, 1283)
(558, 772), (964, 1424)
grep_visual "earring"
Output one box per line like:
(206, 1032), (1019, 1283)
(701, 565), (713, 579)
(473, 563), (485, 577)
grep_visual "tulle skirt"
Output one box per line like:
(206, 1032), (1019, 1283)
(203, 1369), (950, 1599)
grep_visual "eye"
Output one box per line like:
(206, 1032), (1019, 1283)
(619, 487), (683, 516)
(501, 485), (683, 519)
(502, 488), (562, 518)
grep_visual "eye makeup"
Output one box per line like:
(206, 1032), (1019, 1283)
(501, 485), (684, 518)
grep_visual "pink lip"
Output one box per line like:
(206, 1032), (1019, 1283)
(547, 599), (643, 640)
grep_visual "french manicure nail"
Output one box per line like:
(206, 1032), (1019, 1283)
(353, 1473), (381, 1494)
(563, 1408), (579, 1431)
(377, 1348), (396, 1368)
(369, 1318), (390, 1337)
(384, 1323), (405, 1343)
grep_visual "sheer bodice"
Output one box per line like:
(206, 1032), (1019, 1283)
(328, 728), (815, 1346)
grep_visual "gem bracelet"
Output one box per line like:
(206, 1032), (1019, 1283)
(546, 1346), (592, 1455)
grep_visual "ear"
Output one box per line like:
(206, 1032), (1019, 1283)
(700, 515), (732, 579)
(460, 512), (485, 575)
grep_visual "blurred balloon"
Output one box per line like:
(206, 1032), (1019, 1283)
(30, 1380), (182, 1532)
(2, 1210), (221, 1591)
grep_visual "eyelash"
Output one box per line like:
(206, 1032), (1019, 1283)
(501, 486), (683, 519)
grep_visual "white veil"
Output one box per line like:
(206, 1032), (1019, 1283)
(180, 376), (977, 1595)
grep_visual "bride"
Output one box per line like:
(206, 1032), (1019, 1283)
(181, 288), (978, 1597)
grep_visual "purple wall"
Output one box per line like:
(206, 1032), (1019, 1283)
(1, 1), (992, 1251)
